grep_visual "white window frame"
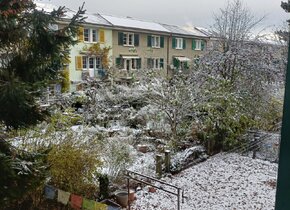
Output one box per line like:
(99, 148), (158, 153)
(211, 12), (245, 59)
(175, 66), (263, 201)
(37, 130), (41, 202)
(82, 56), (88, 69)
(147, 58), (164, 69)
(84, 28), (90, 42)
(195, 40), (202, 50)
(84, 28), (98, 43)
(92, 29), (98, 42)
(176, 38), (183, 49)
(123, 32), (134, 46)
(82, 56), (102, 70)
(152, 35), (160, 48)
(89, 57), (94, 69)
(123, 58), (137, 70)
(95, 57), (102, 69)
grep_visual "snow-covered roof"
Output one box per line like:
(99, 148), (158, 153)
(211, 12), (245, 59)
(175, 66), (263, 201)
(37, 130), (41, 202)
(35, 2), (57, 13)
(35, 2), (209, 37)
(193, 26), (212, 36)
(35, 2), (112, 26)
(83, 12), (112, 26)
(161, 24), (192, 36)
(256, 33), (285, 45)
(184, 26), (210, 37)
(101, 15), (170, 33)
(161, 23), (209, 38)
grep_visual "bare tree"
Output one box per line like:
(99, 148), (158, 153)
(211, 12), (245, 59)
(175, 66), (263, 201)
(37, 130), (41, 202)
(142, 72), (203, 143)
(193, 0), (286, 153)
(212, 0), (264, 51)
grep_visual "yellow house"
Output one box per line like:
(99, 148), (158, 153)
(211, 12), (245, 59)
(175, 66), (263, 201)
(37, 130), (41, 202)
(67, 13), (113, 91)
(36, 2), (209, 92)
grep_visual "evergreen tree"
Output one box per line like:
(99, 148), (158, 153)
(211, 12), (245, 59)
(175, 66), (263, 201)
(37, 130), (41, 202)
(0, 1), (85, 208)
(0, 0), (85, 129)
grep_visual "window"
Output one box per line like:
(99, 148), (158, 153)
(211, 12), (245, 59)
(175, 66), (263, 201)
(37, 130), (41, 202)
(152, 36), (160, 48)
(82, 56), (88, 69)
(84, 28), (98, 43)
(95, 57), (102, 69)
(82, 56), (102, 70)
(123, 32), (134, 46)
(124, 59), (139, 70)
(116, 57), (141, 70)
(119, 32), (139, 46)
(89, 57), (94, 69)
(193, 39), (205, 51)
(147, 58), (164, 69)
(195, 40), (202, 50)
(84, 28), (90, 42)
(131, 59), (137, 70)
(176, 38), (183, 49)
(92, 29), (98, 42)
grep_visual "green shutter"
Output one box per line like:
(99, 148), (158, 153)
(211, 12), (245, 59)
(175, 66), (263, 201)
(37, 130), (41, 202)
(192, 39), (196, 50)
(147, 35), (152, 47)
(201, 40), (205, 51)
(172, 37), (176, 49)
(134, 34), (139, 46)
(183, 38), (186, 49)
(160, 36), (164, 48)
(160, 58), (164, 69)
(185, 61), (189, 69)
(137, 58), (141, 69)
(118, 32), (123, 45)
(116, 57), (121, 68)
(173, 58), (180, 69)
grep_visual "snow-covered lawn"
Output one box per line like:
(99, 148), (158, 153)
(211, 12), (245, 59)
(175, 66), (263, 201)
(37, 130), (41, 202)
(131, 153), (277, 210)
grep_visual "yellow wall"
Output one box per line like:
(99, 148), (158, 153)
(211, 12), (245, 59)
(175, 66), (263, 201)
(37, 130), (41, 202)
(68, 26), (113, 91)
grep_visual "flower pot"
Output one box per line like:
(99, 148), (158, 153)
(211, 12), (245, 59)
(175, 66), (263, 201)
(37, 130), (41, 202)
(128, 189), (135, 202)
(115, 191), (128, 208)
(137, 144), (148, 153)
(148, 187), (157, 193)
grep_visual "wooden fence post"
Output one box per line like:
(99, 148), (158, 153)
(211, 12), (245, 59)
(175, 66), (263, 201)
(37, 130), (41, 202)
(164, 150), (171, 173)
(156, 154), (162, 178)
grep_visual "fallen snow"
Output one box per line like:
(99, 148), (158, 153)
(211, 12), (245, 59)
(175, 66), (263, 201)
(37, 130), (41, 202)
(131, 153), (277, 210)
(102, 15), (170, 32)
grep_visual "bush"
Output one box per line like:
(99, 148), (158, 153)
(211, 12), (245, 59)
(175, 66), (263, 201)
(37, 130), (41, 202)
(47, 140), (102, 197)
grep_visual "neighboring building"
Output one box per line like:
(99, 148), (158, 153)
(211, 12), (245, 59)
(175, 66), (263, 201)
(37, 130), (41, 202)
(102, 15), (210, 77)
(36, 3), (210, 90)
(162, 24), (209, 74)
(67, 13), (113, 91)
(102, 14), (170, 77)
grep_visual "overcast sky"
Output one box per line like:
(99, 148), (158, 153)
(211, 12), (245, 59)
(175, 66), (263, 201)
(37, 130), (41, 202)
(38, 0), (289, 32)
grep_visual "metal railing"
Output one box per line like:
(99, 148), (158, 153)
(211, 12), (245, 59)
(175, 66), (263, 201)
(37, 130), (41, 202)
(126, 169), (187, 210)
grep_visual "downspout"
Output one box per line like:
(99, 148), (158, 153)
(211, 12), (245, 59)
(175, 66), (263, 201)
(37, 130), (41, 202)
(167, 34), (172, 77)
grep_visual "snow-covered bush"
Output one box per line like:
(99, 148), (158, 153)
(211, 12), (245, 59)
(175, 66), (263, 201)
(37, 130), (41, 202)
(101, 136), (135, 181)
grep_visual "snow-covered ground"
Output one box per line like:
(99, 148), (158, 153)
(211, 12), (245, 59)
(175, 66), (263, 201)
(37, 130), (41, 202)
(130, 153), (278, 210)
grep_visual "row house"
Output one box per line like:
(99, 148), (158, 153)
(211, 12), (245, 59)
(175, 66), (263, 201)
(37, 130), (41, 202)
(102, 15), (171, 77)
(102, 15), (209, 78)
(161, 24), (208, 74)
(66, 13), (113, 91)
(40, 3), (210, 91)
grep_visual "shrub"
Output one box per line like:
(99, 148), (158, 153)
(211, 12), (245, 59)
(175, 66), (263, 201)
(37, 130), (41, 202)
(47, 140), (102, 197)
